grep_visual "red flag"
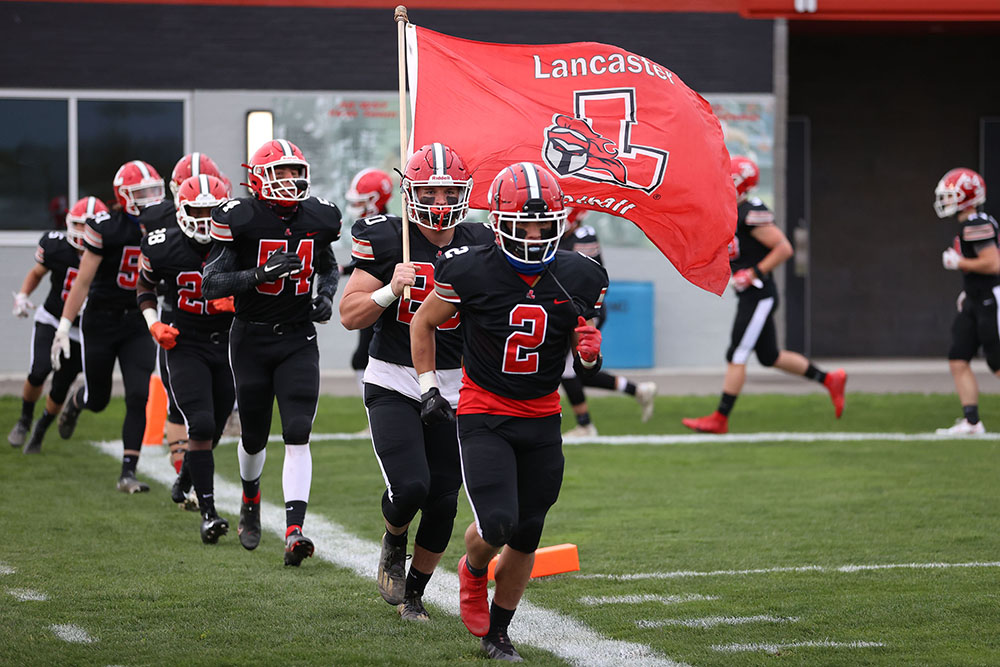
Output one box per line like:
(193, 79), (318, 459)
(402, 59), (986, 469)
(405, 25), (736, 296)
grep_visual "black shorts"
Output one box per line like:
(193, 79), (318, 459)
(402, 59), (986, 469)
(28, 319), (82, 405)
(949, 287), (1000, 370)
(726, 280), (780, 367)
(457, 413), (563, 553)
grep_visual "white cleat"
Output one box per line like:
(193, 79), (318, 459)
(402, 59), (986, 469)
(635, 382), (657, 423)
(935, 418), (986, 435)
(563, 423), (598, 439)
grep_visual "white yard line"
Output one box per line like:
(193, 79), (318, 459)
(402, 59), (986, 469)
(580, 594), (716, 606)
(712, 640), (884, 653)
(638, 615), (798, 629)
(7, 588), (48, 601)
(50, 624), (97, 643)
(0, 563), (14, 575)
(578, 560), (1000, 581)
(93, 441), (688, 667)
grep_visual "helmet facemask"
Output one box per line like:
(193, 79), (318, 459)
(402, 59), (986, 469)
(176, 201), (217, 244)
(491, 205), (567, 266)
(253, 160), (310, 203)
(64, 215), (87, 250)
(404, 178), (471, 231)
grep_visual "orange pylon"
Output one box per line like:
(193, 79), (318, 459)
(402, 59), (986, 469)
(487, 543), (580, 581)
(142, 374), (168, 446)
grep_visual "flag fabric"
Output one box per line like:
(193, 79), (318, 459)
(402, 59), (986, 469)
(405, 25), (736, 295)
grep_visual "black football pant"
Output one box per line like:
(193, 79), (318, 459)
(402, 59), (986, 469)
(726, 280), (780, 366)
(80, 306), (155, 451)
(457, 413), (563, 553)
(164, 335), (235, 443)
(229, 320), (319, 453)
(364, 384), (461, 554)
(158, 306), (184, 425)
(29, 320), (82, 405)
(949, 286), (1000, 371)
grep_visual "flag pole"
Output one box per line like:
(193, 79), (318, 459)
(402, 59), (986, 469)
(395, 5), (411, 301)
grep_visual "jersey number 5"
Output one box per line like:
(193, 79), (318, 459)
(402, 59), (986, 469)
(256, 239), (314, 296)
(502, 304), (548, 375)
(116, 247), (142, 290)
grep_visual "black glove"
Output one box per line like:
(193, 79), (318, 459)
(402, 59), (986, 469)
(310, 294), (333, 323)
(254, 252), (303, 282)
(420, 387), (455, 425)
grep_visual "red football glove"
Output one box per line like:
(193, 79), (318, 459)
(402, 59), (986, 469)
(208, 296), (235, 313)
(150, 322), (180, 350)
(731, 268), (759, 292)
(574, 316), (602, 365)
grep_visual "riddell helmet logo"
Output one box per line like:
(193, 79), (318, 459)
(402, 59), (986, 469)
(542, 89), (668, 193)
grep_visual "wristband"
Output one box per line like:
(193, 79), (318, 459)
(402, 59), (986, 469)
(57, 317), (73, 335)
(579, 355), (599, 369)
(142, 308), (159, 330)
(418, 371), (438, 394)
(371, 284), (399, 308)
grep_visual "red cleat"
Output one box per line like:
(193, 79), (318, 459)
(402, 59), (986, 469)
(823, 368), (847, 418)
(458, 554), (490, 637)
(681, 411), (729, 434)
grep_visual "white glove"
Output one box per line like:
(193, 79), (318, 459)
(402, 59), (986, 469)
(942, 247), (962, 271)
(957, 290), (966, 313)
(50, 317), (72, 371)
(12, 291), (34, 318)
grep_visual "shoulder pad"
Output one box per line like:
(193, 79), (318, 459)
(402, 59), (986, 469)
(744, 202), (774, 226)
(962, 220), (997, 242)
(210, 197), (254, 242)
(350, 215), (400, 262)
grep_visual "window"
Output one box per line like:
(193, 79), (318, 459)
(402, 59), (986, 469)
(0, 99), (69, 230)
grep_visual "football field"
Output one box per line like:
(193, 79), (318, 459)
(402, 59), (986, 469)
(1, 392), (998, 666)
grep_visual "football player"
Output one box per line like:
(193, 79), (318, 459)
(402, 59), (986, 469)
(557, 208), (657, 438)
(51, 161), (162, 492)
(682, 156), (846, 434)
(7, 197), (95, 454)
(339, 144), (493, 621)
(202, 139), (341, 566)
(933, 167), (1000, 435)
(137, 174), (236, 543)
(411, 162), (608, 661)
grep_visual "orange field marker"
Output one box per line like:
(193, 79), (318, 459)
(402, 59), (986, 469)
(487, 543), (580, 581)
(142, 374), (168, 447)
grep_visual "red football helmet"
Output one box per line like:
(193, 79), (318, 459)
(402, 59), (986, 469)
(731, 156), (759, 199)
(65, 196), (109, 250)
(175, 175), (229, 244)
(401, 143), (472, 230)
(564, 207), (591, 235)
(244, 139), (310, 203)
(170, 152), (223, 198)
(488, 162), (567, 266)
(345, 168), (393, 220)
(935, 167), (986, 218)
(113, 160), (165, 216)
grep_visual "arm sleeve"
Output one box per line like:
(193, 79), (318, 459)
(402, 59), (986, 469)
(201, 243), (260, 299)
(314, 245), (339, 300)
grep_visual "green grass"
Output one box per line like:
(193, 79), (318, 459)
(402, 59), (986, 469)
(1, 392), (999, 666)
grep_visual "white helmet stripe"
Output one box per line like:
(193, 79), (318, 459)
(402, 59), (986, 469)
(432, 143), (445, 176)
(277, 139), (293, 157)
(134, 160), (151, 179)
(520, 162), (541, 199)
(86, 197), (97, 216)
(191, 152), (202, 177)
(198, 174), (210, 194)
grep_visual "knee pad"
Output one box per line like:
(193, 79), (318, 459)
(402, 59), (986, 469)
(479, 509), (516, 549)
(382, 479), (430, 527)
(282, 415), (313, 446)
(414, 490), (459, 554)
(184, 410), (216, 442)
(123, 390), (147, 413)
(27, 370), (48, 388)
(987, 349), (1000, 374)
(757, 347), (779, 367)
(48, 377), (72, 406)
(507, 515), (546, 554)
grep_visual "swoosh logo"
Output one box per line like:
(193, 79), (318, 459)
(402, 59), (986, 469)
(263, 264), (279, 273)
(306, 334), (317, 341)
(554, 299), (570, 305)
(306, 231), (319, 237)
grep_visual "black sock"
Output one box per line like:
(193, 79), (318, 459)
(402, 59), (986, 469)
(73, 386), (85, 409)
(20, 399), (35, 425)
(465, 558), (488, 578)
(285, 500), (307, 532)
(121, 454), (139, 476)
(575, 412), (592, 427)
(34, 410), (56, 435)
(384, 529), (407, 547)
(405, 565), (432, 596)
(963, 405), (980, 425)
(187, 449), (215, 514)
(718, 392), (737, 417)
(805, 364), (827, 383)
(488, 601), (516, 636)
(241, 477), (261, 502)
(622, 381), (637, 396)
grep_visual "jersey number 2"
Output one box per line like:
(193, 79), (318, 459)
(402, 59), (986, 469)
(502, 304), (548, 375)
(256, 240), (314, 296)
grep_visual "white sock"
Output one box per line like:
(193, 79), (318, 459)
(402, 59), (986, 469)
(237, 440), (266, 481)
(282, 443), (312, 504)
(615, 376), (628, 393)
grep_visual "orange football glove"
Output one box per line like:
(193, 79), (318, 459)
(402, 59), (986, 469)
(208, 296), (235, 313)
(150, 321), (179, 350)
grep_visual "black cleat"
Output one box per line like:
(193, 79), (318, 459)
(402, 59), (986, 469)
(116, 472), (150, 494)
(8, 420), (29, 448)
(377, 532), (407, 605)
(200, 513), (230, 544)
(170, 471), (197, 511)
(481, 630), (524, 662)
(22, 428), (45, 455)
(284, 530), (315, 566)
(238, 499), (261, 551)
(397, 591), (430, 622)
(57, 395), (82, 440)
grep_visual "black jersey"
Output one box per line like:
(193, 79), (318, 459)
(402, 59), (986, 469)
(559, 224), (603, 265)
(82, 208), (145, 310)
(351, 215), (494, 369)
(209, 196), (341, 324)
(140, 226), (233, 334)
(138, 200), (177, 232)
(34, 230), (81, 320)
(434, 246), (608, 399)
(955, 212), (1000, 295)
(729, 197), (775, 274)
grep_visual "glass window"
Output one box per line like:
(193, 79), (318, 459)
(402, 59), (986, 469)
(78, 100), (183, 207)
(0, 99), (69, 230)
